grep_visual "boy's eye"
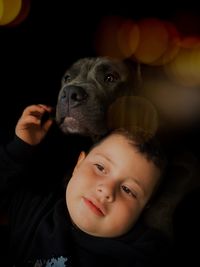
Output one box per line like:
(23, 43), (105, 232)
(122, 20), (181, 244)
(121, 185), (137, 198)
(94, 163), (106, 174)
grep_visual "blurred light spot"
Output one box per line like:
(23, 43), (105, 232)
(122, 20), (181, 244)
(0, 0), (22, 25)
(117, 19), (140, 58)
(107, 96), (158, 141)
(189, 46), (200, 85)
(151, 21), (180, 66)
(7, 0), (31, 27)
(134, 18), (169, 64)
(180, 36), (200, 49)
(0, 0), (3, 19)
(141, 79), (200, 128)
(165, 44), (200, 86)
(94, 16), (129, 59)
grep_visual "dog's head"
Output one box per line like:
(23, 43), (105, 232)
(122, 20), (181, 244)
(56, 56), (138, 138)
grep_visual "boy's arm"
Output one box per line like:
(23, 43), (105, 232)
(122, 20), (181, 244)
(0, 104), (53, 201)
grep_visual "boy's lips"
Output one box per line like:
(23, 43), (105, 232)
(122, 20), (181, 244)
(82, 197), (105, 216)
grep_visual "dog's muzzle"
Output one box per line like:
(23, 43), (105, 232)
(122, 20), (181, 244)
(60, 85), (88, 108)
(56, 85), (92, 135)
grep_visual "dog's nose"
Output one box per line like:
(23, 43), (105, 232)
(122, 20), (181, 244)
(60, 85), (88, 107)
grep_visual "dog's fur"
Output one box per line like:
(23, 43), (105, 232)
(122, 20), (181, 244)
(55, 56), (199, 239)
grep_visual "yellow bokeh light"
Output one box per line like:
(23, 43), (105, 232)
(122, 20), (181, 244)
(0, 0), (22, 25)
(0, 0), (3, 19)
(188, 47), (200, 85)
(7, 0), (31, 26)
(165, 46), (200, 87)
(165, 49), (192, 86)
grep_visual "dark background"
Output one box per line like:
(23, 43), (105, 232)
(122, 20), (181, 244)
(1, 0), (200, 264)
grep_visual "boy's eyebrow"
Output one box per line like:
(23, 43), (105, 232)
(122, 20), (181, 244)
(94, 153), (115, 166)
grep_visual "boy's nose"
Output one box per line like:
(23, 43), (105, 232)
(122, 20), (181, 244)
(96, 182), (116, 202)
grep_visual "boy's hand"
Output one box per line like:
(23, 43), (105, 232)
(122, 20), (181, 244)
(15, 104), (54, 145)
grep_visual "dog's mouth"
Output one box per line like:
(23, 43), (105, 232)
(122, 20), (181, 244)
(58, 117), (81, 133)
(56, 101), (108, 137)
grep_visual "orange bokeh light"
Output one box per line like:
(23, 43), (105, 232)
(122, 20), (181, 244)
(151, 21), (180, 66)
(134, 18), (169, 64)
(94, 15), (130, 59)
(117, 19), (140, 58)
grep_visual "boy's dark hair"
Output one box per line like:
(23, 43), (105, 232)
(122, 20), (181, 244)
(90, 128), (167, 174)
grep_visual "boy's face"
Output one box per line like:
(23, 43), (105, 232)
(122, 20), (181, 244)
(66, 134), (161, 237)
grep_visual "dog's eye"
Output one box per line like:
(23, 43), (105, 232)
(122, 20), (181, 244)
(104, 73), (119, 83)
(63, 74), (71, 83)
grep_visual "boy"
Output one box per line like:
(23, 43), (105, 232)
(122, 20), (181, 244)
(0, 104), (170, 266)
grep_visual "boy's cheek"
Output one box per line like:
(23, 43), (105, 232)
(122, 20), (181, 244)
(72, 164), (83, 177)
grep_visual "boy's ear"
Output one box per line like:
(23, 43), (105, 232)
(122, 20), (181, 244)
(75, 151), (86, 168)
(72, 152), (86, 176)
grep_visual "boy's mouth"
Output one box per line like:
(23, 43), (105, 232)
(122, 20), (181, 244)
(82, 197), (105, 216)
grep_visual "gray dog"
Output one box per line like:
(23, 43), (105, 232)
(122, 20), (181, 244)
(56, 56), (138, 139)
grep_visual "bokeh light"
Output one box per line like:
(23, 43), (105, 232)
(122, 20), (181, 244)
(133, 18), (169, 64)
(94, 15), (127, 59)
(117, 19), (140, 58)
(139, 76), (200, 130)
(7, 0), (31, 27)
(180, 36), (200, 49)
(165, 44), (200, 87)
(151, 21), (180, 66)
(0, 0), (22, 25)
(107, 96), (159, 141)
(0, 0), (3, 20)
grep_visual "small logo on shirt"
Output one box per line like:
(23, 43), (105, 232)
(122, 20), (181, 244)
(33, 256), (69, 266)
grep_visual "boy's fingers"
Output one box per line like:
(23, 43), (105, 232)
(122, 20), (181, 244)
(22, 105), (53, 117)
(19, 112), (54, 128)
(18, 105), (55, 130)
(38, 104), (53, 113)
(22, 105), (43, 117)
(18, 115), (41, 126)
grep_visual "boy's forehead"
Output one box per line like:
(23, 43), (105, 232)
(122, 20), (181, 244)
(100, 133), (128, 145)
(91, 134), (134, 156)
(93, 134), (126, 150)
